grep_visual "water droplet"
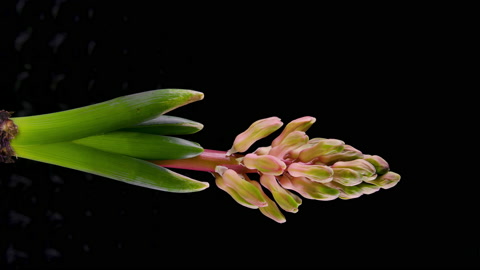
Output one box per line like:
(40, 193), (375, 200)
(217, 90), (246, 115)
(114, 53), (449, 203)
(5, 245), (28, 264)
(44, 248), (61, 261)
(14, 28), (32, 51)
(8, 210), (31, 228)
(87, 41), (96, 55)
(49, 33), (67, 54)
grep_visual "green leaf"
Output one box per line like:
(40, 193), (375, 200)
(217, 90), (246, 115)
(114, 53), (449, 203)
(120, 115), (204, 135)
(11, 89), (203, 145)
(74, 131), (203, 160)
(13, 142), (209, 193)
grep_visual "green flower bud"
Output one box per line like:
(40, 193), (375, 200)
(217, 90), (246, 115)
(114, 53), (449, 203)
(332, 167), (363, 186)
(227, 117), (283, 155)
(268, 131), (309, 159)
(242, 153), (286, 176)
(324, 181), (363, 200)
(366, 171), (401, 189)
(287, 163), (333, 183)
(278, 175), (340, 201)
(298, 139), (345, 163)
(314, 145), (363, 165)
(214, 173), (259, 209)
(356, 182), (381, 195)
(249, 180), (286, 223)
(215, 166), (267, 207)
(363, 154), (390, 175)
(260, 174), (302, 213)
(331, 159), (377, 181)
(271, 116), (316, 147)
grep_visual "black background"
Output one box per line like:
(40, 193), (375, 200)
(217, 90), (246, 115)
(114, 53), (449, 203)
(0, 1), (477, 269)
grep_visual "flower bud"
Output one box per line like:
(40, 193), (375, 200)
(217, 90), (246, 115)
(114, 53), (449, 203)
(287, 163), (333, 183)
(268, 131), (309, 158)
(227, 117), (283, 155)
(215, 166), (267, 207)
(298, 139), (345, 162)
(324, 181), (363, 200)
(287, 137), (324, 159)
(214, 173), (259, 209)
(363, 155), (390, 175)
(366, 171), (401, 189)
(271, 116), (316, 147)
(249, 180), (286, 223)
(356, 182), (380, 195)
(332, 167), (363, 186)
(242, 153), (286, 176)
(278, 175), (340, 201)
(253, 146), (272, 155)
(260, 174), (302, 213)
(315, 145), (363, 165)
(331, 159), (377, 181)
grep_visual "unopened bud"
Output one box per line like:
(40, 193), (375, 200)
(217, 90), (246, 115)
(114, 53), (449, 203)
(287, 163), (333, 183)
(366, 171), (401, 189)
(278, 175), (340, 201)
(268, 131), (309, 158)
(227, 117), (283, 155)
(356, 182), (380, 195)
(315, 145), (363, 165)
(298, 139), (345, 162)
(363, 155), (390, 175)
(249, 180), (286, 223)
(324, 181), (363, 200)
(271, 116), (316, 147)
(260, 174), (302, 213)
(214, 173), (259, 209)
(331, 159), (377, 181)
(242, 153), (286, 176)
(215, 166), (267, 207)
(332, 168), (363, 186)
(253, 146), (272, 155)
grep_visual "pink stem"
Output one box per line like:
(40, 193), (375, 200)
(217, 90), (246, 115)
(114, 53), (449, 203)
(150, 149), (256, 174)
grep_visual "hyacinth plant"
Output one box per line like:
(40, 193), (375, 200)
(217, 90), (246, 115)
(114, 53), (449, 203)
(1, 89), (400, 223)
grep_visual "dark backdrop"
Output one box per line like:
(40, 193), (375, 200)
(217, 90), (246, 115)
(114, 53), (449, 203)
(0, 1), (476, 269)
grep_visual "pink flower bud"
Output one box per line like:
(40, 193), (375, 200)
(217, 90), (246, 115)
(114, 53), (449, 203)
(278, 175), (340, 201)
(314, 144), (363, 165)
(324, 181), (363, 200)
(216, 167), (268, 207)
(332, 167), (363, 186)
(366, 171), (401, 189)
(271, 116), (316, 147)
(242, 153), (286, 176)
(249, 180), (286, 223)
(227, 117), (283, 155)
(287, 163), (333, 183)
(268, 131), (309, 159)
(363, 154), (390, 174)
(356, 182), (380, 195)
(298, 139), (345, 163)
(331, 159), (377, 181)
(253, 146), (272, 155)
(260, 174), (302, 213)
(214, 173), (259, 209)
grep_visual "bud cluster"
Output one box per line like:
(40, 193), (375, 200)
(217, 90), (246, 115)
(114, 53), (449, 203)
(216, 116), (401, 223)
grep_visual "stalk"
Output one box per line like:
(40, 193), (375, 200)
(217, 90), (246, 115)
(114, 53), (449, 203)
(151, 149), (255, 174)
(11, 89), (203, 145)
